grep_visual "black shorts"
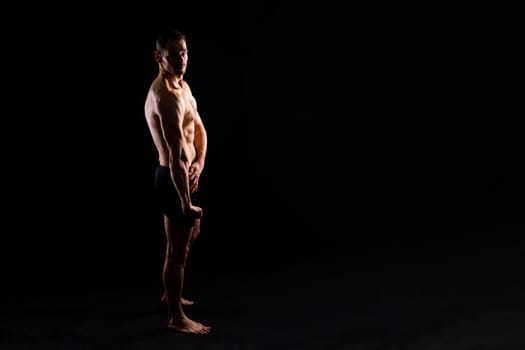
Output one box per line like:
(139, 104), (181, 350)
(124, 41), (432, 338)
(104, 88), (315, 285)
(154, 165), (198, 227)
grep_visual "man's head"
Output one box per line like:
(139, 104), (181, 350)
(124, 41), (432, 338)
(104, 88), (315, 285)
(154, 28), (188, 77)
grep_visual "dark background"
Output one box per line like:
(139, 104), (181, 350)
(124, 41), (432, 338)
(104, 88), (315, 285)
(2, 1), (524, 285)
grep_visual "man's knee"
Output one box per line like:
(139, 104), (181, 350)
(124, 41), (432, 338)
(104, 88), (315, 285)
(166, 250), (188, 265)
(166, 242), (190, 262)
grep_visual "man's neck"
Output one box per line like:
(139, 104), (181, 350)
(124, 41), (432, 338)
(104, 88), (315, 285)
(161, 72), (183, 89)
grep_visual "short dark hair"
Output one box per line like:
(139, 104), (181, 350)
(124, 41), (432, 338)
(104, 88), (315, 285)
(155, 28), (186, 51)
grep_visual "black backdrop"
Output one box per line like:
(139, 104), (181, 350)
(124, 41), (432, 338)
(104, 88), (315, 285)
(2, 1), (524, 283)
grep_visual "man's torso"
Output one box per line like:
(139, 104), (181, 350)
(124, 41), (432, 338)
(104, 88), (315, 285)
(145, 77), (198, 167)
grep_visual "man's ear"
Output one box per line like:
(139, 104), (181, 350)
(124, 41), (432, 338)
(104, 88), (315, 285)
(154, 51), (162, 63)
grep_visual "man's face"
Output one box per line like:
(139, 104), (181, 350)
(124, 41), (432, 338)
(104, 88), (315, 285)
(158, 38), (188, 76)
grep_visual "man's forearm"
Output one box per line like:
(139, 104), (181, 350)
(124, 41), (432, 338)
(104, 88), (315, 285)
(170, 160), (192, 210)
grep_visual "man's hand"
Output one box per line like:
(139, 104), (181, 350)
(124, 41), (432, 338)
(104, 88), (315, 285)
(185, 204), (203, 219)
(189, 162), (203, 193)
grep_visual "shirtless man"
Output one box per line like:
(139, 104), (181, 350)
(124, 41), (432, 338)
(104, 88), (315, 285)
(144, 28), (210, 335)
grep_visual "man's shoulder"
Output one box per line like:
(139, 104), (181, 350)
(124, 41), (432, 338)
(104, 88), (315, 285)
(149, 77), (167, 94)
(181, 80), (193, 93)
(149, 79), (181, 101)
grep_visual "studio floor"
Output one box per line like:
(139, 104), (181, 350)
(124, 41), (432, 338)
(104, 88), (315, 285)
(2, 227), (525, 350)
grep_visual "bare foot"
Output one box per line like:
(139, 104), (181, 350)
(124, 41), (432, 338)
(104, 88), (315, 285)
(161, 292), (194, 305)
(168, 316), (211, 335)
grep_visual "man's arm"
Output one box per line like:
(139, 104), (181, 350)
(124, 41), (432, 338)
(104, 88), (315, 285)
(157, 90), (193, 212)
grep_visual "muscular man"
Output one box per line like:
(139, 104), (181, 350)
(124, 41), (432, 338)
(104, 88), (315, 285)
(144, 28), (210, 335)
